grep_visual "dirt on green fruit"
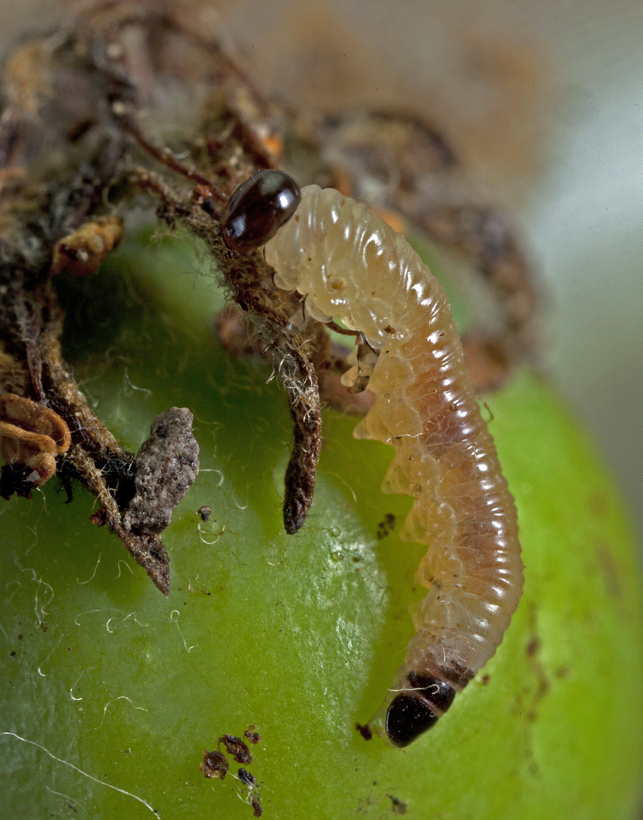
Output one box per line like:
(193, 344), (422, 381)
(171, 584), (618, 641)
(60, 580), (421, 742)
(1, 234), (642, 820)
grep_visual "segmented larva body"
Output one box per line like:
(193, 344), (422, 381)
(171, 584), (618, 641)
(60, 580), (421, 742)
(262, 184), (523, 746)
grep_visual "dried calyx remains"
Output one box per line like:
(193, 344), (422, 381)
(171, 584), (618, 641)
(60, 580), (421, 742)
(0, 0), (537, 595)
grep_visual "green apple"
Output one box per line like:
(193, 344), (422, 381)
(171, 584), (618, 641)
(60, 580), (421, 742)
(1, 231), (642, 820)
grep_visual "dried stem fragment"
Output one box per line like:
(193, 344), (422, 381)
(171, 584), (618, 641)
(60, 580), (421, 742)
(281, 348), (322, 534)
(0, 393), (70, 495)
(51, 216), (124, 277)
(244, 727), (261, 745)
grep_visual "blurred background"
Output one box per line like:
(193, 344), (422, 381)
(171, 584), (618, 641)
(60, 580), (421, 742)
(1, 0), (641, 545)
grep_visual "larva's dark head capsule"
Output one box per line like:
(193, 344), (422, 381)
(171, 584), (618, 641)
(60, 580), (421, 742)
(220, 170), (301, 253)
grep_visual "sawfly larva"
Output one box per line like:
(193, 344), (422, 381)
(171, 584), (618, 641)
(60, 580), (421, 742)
(221, 170), (523, 747)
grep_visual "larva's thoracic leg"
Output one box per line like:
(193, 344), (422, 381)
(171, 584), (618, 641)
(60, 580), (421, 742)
(342, 336), (380, 394)
(263, 183), (523, 747)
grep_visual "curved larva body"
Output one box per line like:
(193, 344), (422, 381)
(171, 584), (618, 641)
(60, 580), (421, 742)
(264, 185), (523, 746)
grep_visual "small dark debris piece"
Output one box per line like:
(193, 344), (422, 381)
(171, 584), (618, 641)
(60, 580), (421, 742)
(387, 795), (408, 815)
(250, 795), (263, 817)
(197, 505), (212, 522)
(355, 722), (373, 741)
(238, 768), (257, 788)
(123, 408), (199, 536)
(480, 674), (491, 686)
(200, 749), (229, 781)
(218, 734), (253, 764)
(0, 463), (37, 500)
(89, 507), (109, 527)
(376, 513), (396, 540)
(244, 727), (261, 745)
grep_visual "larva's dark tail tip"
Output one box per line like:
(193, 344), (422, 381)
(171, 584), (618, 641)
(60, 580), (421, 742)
(385, 694), (439, 747)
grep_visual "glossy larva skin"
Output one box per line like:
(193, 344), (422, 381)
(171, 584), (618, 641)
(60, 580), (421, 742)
(264, 185), (523, 745)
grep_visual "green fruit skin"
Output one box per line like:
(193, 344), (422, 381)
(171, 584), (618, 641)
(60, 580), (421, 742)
(1, 235), (642, 820)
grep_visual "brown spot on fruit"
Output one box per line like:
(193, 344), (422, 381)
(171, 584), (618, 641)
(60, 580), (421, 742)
(596, 543), (622, 599)
(376, 513), (396, 540)
(525, 637), (540, 657)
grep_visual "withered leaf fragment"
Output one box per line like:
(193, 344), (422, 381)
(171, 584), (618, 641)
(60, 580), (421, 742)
(200, 749), (229, 781)
(218, 734), (253, 765)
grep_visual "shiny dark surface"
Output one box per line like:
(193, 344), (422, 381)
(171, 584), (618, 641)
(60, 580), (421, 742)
(220, 170), (301, 253)
(385, 694), (439, 747)
(407, 672), (456, 713)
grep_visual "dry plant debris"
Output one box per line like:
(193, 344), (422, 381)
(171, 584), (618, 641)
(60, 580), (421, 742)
(0, 0), (539, 594)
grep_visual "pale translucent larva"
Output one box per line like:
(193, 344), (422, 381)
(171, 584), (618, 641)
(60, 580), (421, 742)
(262, 184), (523, 747)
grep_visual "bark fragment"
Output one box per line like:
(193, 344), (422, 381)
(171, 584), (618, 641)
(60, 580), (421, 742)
(123, 408), (199, 536)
